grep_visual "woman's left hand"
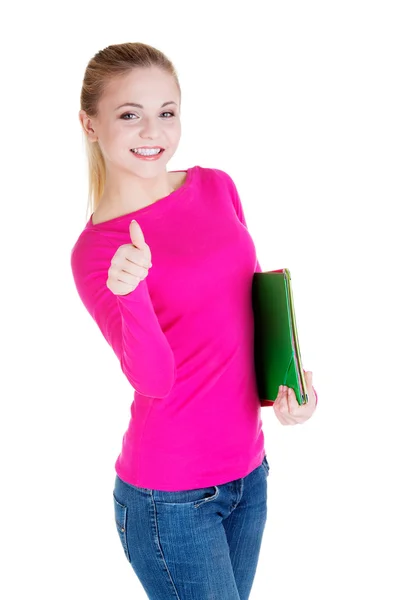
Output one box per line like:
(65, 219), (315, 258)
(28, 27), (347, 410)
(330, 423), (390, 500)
(273, 371), (317, 426)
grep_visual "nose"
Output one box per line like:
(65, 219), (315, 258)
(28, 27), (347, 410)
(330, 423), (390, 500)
(139, 116), (162, 140)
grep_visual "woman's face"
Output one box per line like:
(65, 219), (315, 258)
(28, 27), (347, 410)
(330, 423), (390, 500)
(81, 66), (182, 178)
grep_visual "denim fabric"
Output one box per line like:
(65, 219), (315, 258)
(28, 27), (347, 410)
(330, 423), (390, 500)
(112, 455), (270, 599)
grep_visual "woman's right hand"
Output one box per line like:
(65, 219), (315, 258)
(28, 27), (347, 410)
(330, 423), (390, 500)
(107, 220), (153, 296)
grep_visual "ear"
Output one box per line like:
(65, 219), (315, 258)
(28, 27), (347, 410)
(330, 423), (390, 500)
(78, 109), (98, 143)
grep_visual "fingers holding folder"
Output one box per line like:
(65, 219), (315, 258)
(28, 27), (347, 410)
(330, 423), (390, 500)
(272, 371), (318, 426)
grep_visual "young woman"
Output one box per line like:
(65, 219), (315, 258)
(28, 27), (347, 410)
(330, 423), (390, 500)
(71, 41), (318, 600)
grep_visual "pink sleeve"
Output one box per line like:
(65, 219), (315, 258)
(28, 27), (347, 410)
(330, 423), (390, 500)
(223, 170), (319, 409)
(222, 170), (273, 406)
(70, 231), (176, 397)
(222, 171), (263, 274)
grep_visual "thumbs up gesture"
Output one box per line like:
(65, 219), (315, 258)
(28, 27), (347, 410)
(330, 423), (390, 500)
(106, 220), (153, 296)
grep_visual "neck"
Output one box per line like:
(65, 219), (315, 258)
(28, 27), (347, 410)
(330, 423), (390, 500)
(100, 170), (175, 212)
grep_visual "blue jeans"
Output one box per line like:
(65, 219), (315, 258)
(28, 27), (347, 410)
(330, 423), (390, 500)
(112, 455), (270, 599)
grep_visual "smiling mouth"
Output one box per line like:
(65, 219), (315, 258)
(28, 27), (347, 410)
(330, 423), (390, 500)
(129, 148), (166, 161)
(130, 148), (165, 154)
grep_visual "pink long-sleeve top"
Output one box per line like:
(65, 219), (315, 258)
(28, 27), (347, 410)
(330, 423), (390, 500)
(70, 165), (317, 491)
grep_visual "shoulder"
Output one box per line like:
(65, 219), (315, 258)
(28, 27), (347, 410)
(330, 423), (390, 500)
(70, 228), (116, 280)
(196, 165), (236, 190)
(71, 227), (114, 257)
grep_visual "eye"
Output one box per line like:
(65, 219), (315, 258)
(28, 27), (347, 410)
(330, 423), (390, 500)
(120, 111), (175, 120)
(120, 113), (137, 120)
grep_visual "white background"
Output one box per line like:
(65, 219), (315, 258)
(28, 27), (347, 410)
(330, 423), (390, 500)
(1, 1), (399, 598)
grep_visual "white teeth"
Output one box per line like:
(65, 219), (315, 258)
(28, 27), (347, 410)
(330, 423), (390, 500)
(132, 148), (162, 156)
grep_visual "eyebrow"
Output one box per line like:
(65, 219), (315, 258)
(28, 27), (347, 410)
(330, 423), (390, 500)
(115, 101), (177, 111)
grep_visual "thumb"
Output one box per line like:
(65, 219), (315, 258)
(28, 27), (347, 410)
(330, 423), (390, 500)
(129, 219), (145, 250)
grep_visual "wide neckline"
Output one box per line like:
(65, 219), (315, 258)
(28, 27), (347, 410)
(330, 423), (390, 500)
(88, 166), (197, 228)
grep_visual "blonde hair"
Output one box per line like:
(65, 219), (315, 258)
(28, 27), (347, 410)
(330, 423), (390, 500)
(79, 42), (181, 218)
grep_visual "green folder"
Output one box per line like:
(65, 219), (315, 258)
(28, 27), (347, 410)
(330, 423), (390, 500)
(252, 268), (308, 407)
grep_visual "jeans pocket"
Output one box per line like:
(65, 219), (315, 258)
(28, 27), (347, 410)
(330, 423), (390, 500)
(113, 493), (131, 562)
(153, 485), (220, 509)
(261, 455), (270, 476)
